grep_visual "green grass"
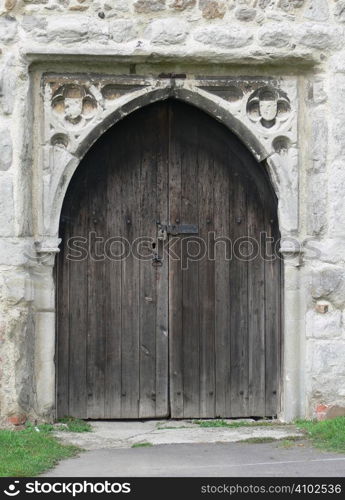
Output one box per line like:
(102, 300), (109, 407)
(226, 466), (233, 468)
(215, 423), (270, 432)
(131, 442), (153, 448)
(242, 437), (276, 444)
(0, 417), (91, 477)
(57, 417), (92, 433)
(193, 419), (279, 429)
(0, 427), (79, 477)
(296, 417), (345, 453)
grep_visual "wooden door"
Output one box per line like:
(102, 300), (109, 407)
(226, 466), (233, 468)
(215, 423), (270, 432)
(57, 100), (281, 419)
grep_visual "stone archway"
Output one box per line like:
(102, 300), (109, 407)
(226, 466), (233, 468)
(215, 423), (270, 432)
(32, 75), (303, 422)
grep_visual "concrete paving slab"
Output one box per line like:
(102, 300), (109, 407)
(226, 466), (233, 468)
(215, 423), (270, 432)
(53, 420), (303, 451)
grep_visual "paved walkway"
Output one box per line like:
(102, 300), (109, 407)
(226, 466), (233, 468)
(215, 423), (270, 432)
(44, 442), (345, 477)
(43, 421), (345, 477)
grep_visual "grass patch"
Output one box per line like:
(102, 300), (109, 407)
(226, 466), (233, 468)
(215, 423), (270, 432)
(296, 417), (345, 454)
(193, 419), (278, 429)
(242, 437), (277, 444)
(131, 442), (153, 448)
(57, 417), (92, 433)
(278, 437), (305, 449)
(157, 426), (191, 430)
(0, 427), (79, 477)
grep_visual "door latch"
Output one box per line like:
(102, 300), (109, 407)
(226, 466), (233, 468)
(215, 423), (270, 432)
(157, 223), (198, 237)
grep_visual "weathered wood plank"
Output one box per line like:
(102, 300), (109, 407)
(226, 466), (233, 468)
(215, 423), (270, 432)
(214, 155), (231, 418)
(229, 170), (249, 417)
(86, 147), (106, 419)
(247, 187), (266, 417)
(56, 216), (70, 418)
(138, 105), (159, 418)
(169, 102), (184, 418)
(68, 175), (88, 418)
(155, 103), (170, 417)
(198, 137), (216, 418)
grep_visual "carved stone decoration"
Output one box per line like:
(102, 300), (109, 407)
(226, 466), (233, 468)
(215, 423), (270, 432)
(247, 86), (291, 129)
(51, 84), (98, 129)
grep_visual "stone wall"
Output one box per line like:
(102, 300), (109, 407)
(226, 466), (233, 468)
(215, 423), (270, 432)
(1, 0), (345, 423)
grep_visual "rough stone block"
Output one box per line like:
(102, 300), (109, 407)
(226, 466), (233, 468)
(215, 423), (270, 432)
(0, 55), (17, 115)
(169, 0), (196, 10)
(311, 265), (345, 307)
(304, 0), (329, 22)
(199, 0), (226, 19)
(296, 23), (341, 50)
(146, 18), (188, 45)
(194, 25), (253, 48)
(235, 7), (257, 22)
(134, 0), (166, 13)
(257, 23), (291, 48)
(306, 309), (342, 339)
(0, 129), (13, 171)
(109, 20), (137, 43)
(0, 16), (17, 43)
(0, 174), (14, 236)
(334, 0), (345, 23)
(328, 160), (345, 237)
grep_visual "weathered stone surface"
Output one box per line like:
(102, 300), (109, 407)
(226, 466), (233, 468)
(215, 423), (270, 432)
(103, 0), (129, 13)
(0, 16), (17, 43)
(169, 0), (196, 10)
(235, 7), (256, 22)
(296, 23), (341, 49)
(0, 129), (13, 171)
(257, 23), (291, 48)
(309, 341), (345, 386)
(146, 18), (188, 45)
(304, 0), (329, 22)
(334, 0), (345, 23)
(199, 0), (226, 19)
(278, 0), (305, 11)
(4, 0), (17, 10)
(194, 25), (253, 48)
(0, 175), (14, 236)
(44, 17), (108, 44)
(0, 55), (16, 115)
(310, 111), (328, 173)
(21, 15), (47, 33)
(311, 266), (345, 307)
(109, 20), (137, 43)
(134, 0), (166, 13)
(328, 161), (345, 238)
(307, 172), (327, 235)
(306, 309), (342, 339)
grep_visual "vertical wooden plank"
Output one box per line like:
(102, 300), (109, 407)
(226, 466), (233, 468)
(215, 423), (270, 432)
(68, 177), (88, 418)
(138, 105), (159, 419)
(155, 103), (170, 417)
(56, 217), (70, 418)
(169, 102), (184, 418)
(104, 128), (124, 418)
(214, 158), (231, 418)
(247, 188), (266, 417)
(180, 104), (200, 418)
(86, 147), (107, 419)
(120, 124), (140, 419)
(230, 170), (249, 417)
(198, 123), (216, 418)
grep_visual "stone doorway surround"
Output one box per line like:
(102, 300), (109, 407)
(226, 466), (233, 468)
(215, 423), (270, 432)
(2, 51), (333, 425)
(24, 66), (302, 423)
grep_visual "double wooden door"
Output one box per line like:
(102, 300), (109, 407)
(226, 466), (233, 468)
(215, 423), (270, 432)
(57, 100), (281, 419)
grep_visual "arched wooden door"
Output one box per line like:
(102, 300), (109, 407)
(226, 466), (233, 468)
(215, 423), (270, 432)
(57, 100), (281, 419)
